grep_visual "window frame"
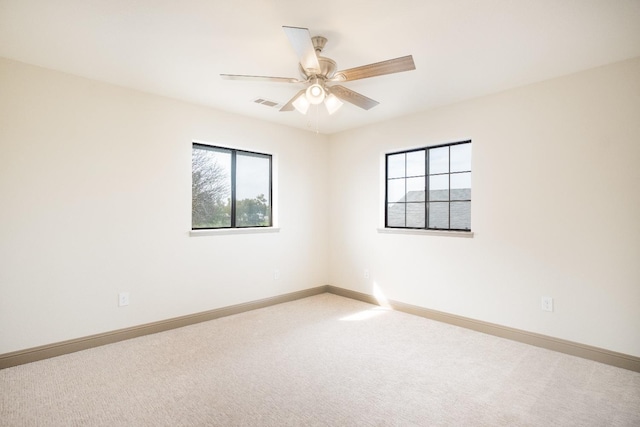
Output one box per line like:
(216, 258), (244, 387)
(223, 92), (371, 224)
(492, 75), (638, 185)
(192, 142), (273, 230)
(384, 140), (472, 232)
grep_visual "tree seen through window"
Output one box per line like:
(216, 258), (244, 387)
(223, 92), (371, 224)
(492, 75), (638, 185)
(192, 144), (272, 229)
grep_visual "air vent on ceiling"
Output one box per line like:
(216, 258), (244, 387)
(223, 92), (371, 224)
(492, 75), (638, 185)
(253, 98), (280, 108)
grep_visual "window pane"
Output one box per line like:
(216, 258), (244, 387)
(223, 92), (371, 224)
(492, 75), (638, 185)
(428, 202), (449, 229)
(387, 178), (406, 203)
(406, 150), (425, 177)
(450, 201), (471, 230)
(429, 146), (449, 175)
(429, 174), (449, 201)
(406, 203), (425, 228)
(450, 143), (472, 173)
(387, 203), (405, 227)
(236, 152), (271, 227)
(406, 177), (425, 201)
(450, 172), (471, 201)
(387, 153), (405, 179)
(385, 142), (471, 232)
(192, 147), (231, 228)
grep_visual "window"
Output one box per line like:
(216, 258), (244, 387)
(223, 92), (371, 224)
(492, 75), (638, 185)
(192, 143), (272, 229)
(386, 141), (471, 231)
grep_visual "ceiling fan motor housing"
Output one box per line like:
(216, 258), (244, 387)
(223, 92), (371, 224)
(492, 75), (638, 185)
(299, 56), (337, 80)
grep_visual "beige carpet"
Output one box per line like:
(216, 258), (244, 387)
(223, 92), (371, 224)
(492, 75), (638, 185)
(1, 293), (639, 426)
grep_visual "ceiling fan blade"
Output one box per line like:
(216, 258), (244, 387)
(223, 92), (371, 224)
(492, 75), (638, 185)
(220, 74), (302, 83)
(330, 85), (380, 110)
(283, 26), (321, 74)
(279, 89), (306, 112)
(330, 55), (416, 82)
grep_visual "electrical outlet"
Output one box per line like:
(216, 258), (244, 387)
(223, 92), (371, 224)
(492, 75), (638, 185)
(118, 292), (130, 307)
(364, 269), (370, 279)
(541, 296), (553, 312)
(274, 269), (280, 280)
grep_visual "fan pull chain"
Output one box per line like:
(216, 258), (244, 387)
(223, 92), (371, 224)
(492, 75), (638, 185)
(307, 105), (320, 134)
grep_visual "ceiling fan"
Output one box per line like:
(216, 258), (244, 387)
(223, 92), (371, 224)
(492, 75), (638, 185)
(221, 26), (416, 115)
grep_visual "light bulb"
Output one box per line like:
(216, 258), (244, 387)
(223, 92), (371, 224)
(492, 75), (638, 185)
(306, 83), (325, 105)
(310, 86), (322, 97)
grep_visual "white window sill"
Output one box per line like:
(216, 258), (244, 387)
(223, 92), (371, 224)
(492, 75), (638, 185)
(190, 227), (280, 237)
(377, 228), (474, 238)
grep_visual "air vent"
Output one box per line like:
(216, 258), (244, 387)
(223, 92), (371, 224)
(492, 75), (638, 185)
(253, 98), (280, 108)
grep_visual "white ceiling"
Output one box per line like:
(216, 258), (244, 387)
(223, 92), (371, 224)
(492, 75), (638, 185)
(1, 0), (639, 134)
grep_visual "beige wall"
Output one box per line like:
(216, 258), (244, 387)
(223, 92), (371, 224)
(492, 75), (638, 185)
(0, 58), (330, 354)
(328, 57), (640, 357)
(2, 56), (639, 358)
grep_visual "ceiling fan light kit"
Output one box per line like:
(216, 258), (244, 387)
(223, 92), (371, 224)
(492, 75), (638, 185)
(305, 78), (326, 105)
(221, 26), (416, 118)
